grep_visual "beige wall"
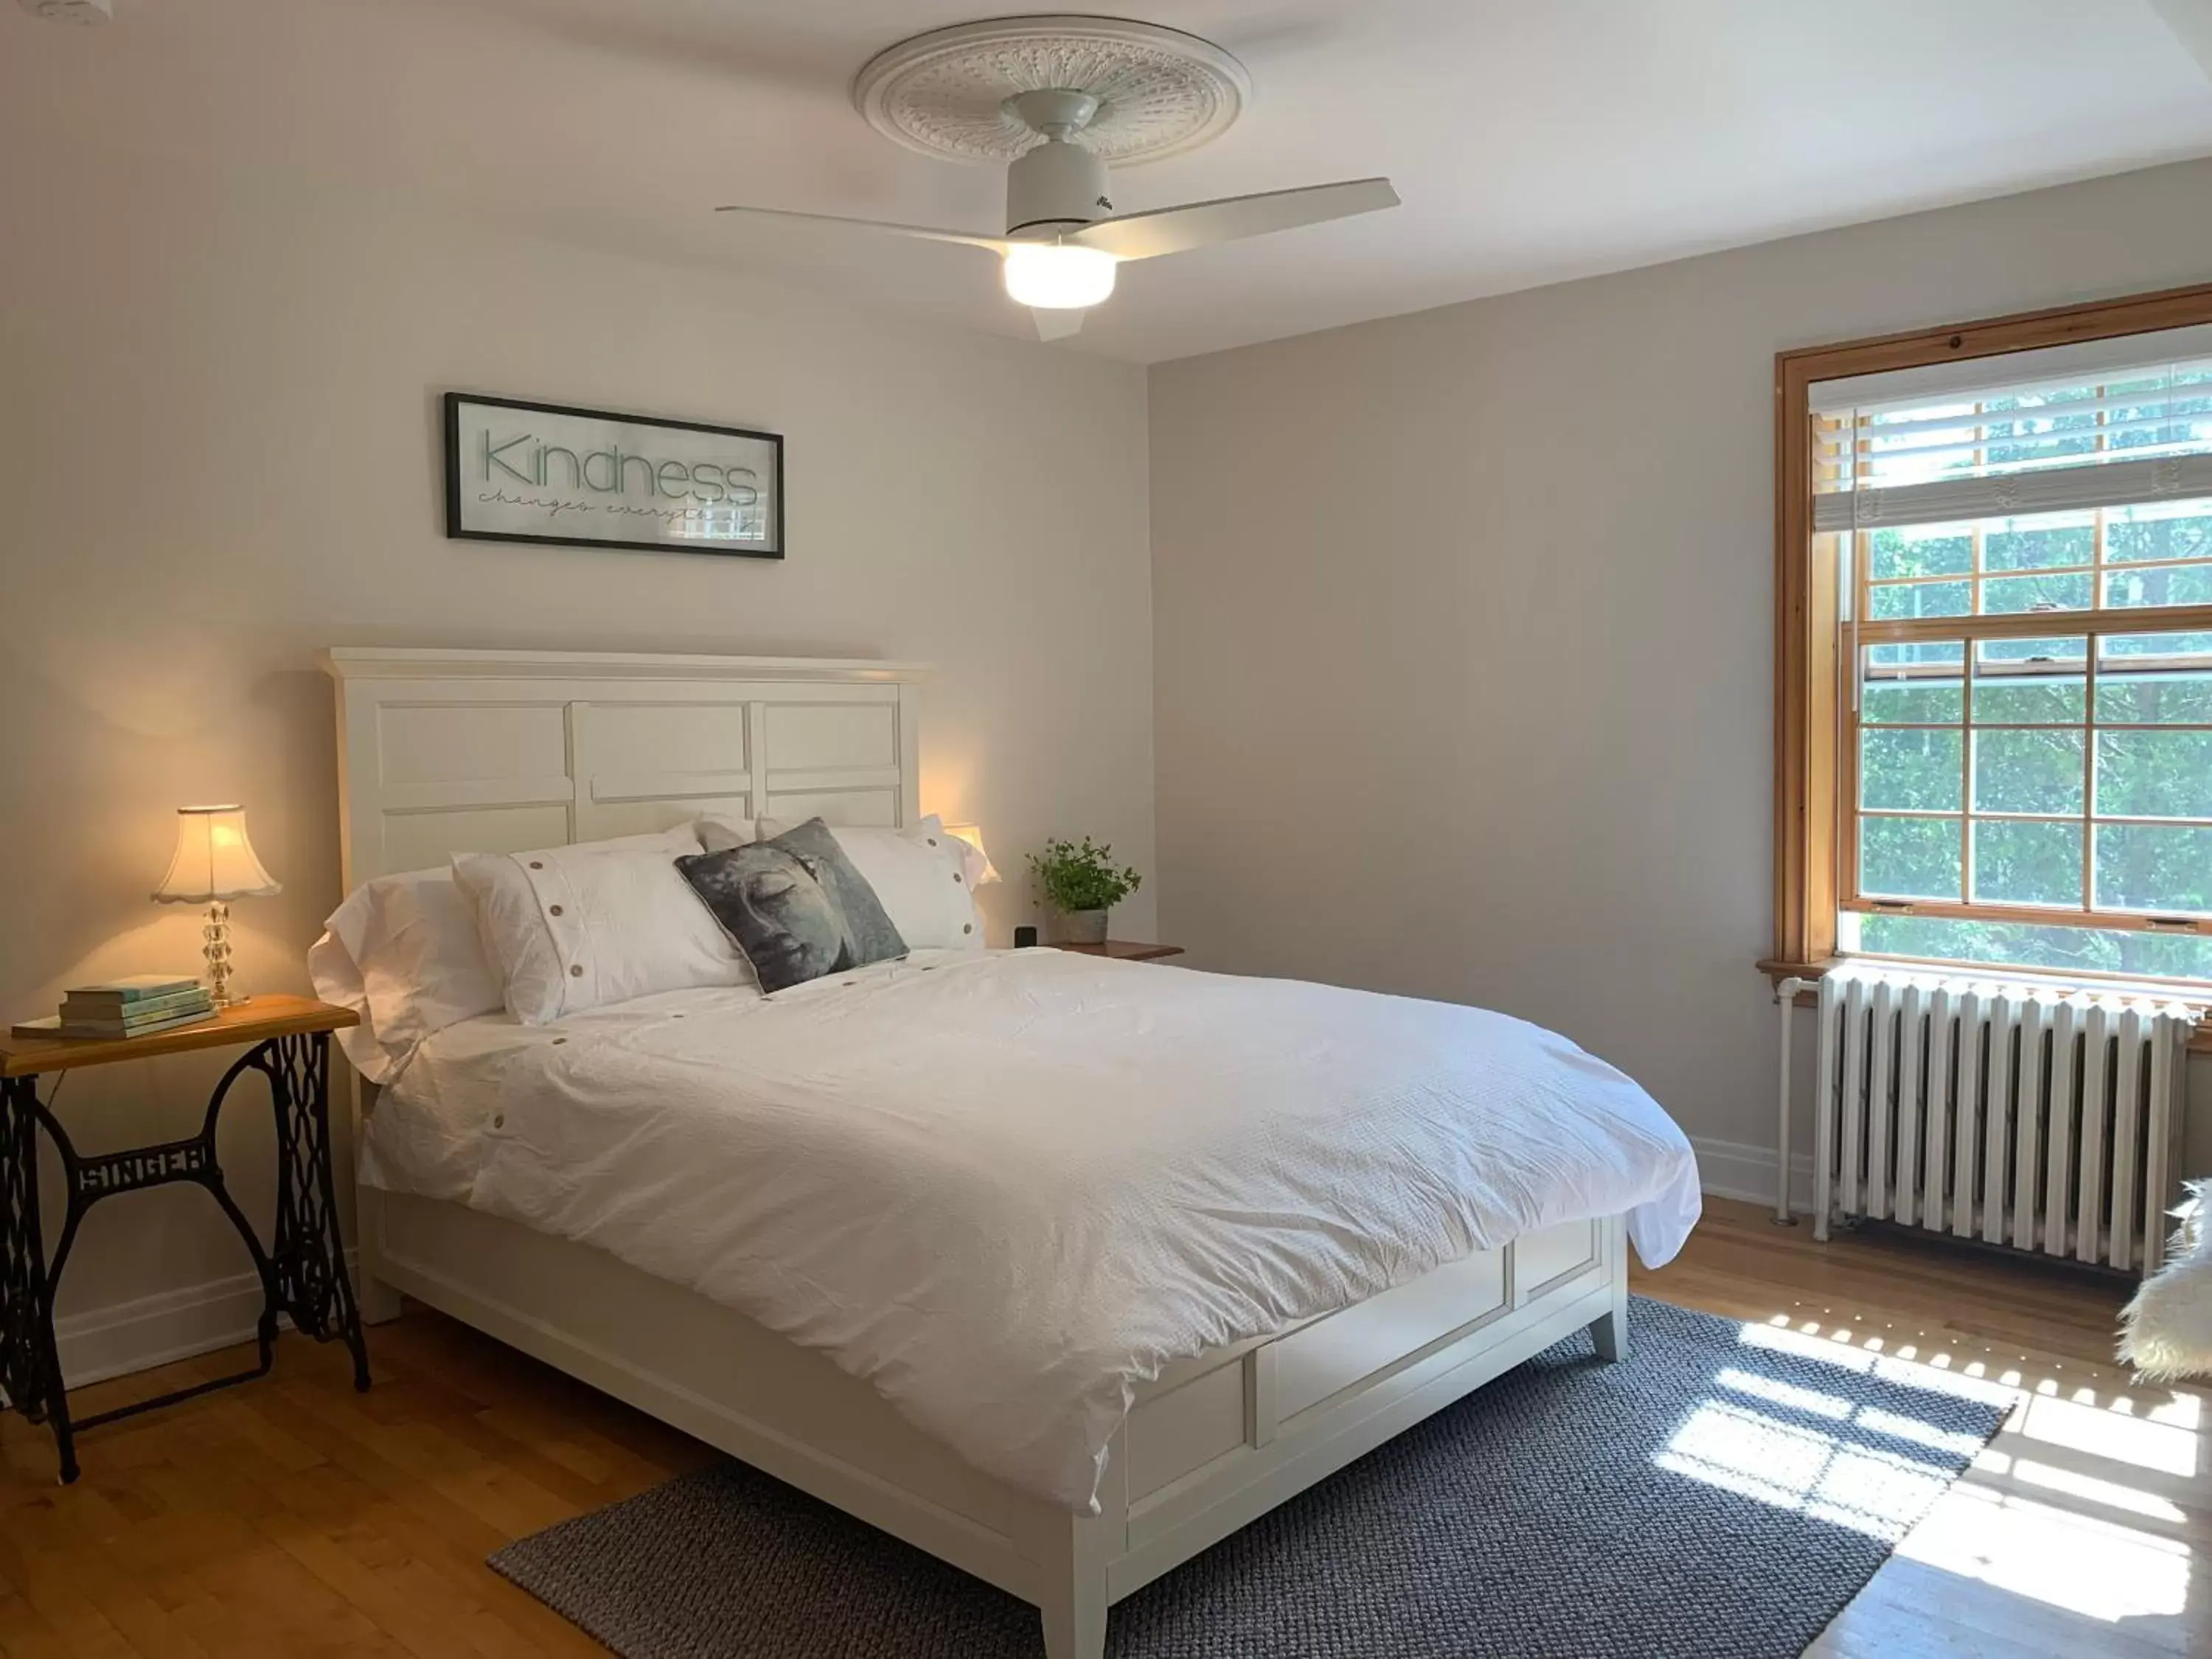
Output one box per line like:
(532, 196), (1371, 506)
(0, 145), (1153, 1357)
(1150, 157), (2212, 1175)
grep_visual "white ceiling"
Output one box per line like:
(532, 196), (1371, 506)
(7, 0), (2212, 362)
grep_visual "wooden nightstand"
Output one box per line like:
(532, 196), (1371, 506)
(1051, 941), (1186, 962)
(0, 994), (372, 1484)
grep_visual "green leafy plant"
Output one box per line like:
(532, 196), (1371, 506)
(1028, 836), (1141, 914)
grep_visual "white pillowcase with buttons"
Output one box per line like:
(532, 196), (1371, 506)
(452, 825), (757, 1025)
(754, 815), (986, 952)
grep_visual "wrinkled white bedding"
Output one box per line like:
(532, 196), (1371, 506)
(366, 950), (1700, 1511)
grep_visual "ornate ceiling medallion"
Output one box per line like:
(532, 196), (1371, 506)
(852, 15), (1251, 167)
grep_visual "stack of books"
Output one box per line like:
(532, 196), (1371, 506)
(12, 975), (217, 1041)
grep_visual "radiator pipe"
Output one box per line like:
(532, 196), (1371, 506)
(1775, 978), (1807, 1226)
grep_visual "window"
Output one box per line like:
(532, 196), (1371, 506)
(1774, 285), (2212, 989)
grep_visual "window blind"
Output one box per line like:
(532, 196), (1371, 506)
(1810, 324), (2212, 535)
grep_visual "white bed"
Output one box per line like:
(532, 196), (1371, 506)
(324, 647), (1700, 1659)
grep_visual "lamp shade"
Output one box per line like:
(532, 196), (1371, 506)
(939, 823), (1001, 886)
(151, 804), (282, 903)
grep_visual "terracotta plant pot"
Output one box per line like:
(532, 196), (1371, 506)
(1057, 908), (1109, 945)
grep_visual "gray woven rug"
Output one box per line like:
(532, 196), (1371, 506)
(490, 1295), (2009, 1658)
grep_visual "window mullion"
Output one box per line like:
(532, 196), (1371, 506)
(1964, 404), (1984, 913)
(2083, 632), (2098, 913)
(1961, 640), (1975, 905)
(2088, 389), (2104, 918)
(2094, 385), (2109, 610)
(1972, 402), (1987, 620)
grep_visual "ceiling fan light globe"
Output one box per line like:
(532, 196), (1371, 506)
(1002, 244), (1116, 310)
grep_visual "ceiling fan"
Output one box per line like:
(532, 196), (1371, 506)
(715, 16), (1399, 341)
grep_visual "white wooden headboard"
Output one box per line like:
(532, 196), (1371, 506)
(323, 647), (927, 888)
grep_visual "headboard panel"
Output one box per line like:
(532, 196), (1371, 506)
(324, 648), (927, 888)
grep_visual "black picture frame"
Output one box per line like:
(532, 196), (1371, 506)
(442, 392), (785, 559)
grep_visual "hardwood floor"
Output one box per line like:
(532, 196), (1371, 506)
(0, 1197), (2200, 1657)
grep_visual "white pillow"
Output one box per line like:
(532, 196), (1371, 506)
(453, 825), (754, 1025)
(757, 815), (984, 952)
(694, 814), (758, 854)
(308, 866), (504, 1084)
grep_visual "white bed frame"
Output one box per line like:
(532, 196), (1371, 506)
(324, 646), (1633, 1659)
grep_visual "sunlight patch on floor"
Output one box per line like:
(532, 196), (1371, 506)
(1743, 1318), (2020, 1408)
(1896, 1478), (2191, 1621)
(1654, 1406), (1953, 1542)
(1713, 1365), (1854, 1420)
(2012, 1388), (2200, 1476)
(1658, 1332), (1992, 1544)
(2000, 1453), (2188, 1523)
(1674, 1309), (2207, 1627)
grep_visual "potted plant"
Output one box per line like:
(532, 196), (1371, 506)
(1028, 836), (1141, 945)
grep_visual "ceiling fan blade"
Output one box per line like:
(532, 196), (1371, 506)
(1065, 178), (1399, 262)
(1032, 307), (1086, 342)
(716, 204), (1012, 254)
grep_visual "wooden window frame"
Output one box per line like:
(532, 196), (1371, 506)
(1770, 279), (2212, 983)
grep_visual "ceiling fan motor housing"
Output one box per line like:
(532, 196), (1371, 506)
(1006, 139), (1112, 239)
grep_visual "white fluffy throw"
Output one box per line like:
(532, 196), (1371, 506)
(2119, 1180), (2212, 1381)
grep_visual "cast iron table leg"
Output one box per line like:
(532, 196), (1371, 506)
(0, 1074), (74, 1481)
(264, 1032), (372, 1392)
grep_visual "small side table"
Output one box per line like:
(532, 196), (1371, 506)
(1052, 941), (1186, 963)
(0, 994), (371, 1484)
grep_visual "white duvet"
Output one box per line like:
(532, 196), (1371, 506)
(373, 950), (1700, 1512)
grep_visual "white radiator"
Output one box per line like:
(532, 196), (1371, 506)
(1801, 967), (2195, 1273)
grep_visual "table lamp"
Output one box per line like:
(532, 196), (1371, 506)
(940, 823), (1001, 886)
(151, 804), (281, 1007)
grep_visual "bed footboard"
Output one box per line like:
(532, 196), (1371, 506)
(363, 1189), (1630, 1659)
(1103, 1215), (1624, 1609)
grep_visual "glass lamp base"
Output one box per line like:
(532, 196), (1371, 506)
(204, 900), (242, 1009)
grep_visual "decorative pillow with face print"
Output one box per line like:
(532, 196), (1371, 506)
(676, 817), (908, 993)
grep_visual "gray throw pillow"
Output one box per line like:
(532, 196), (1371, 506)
(677, 818), (908, 993)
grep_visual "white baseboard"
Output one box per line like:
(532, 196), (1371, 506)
(1693, 1135), (1815, 1217)
(55, 1249), (360, 1390)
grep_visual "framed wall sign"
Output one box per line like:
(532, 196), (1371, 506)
(443, 394), (784, 558)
